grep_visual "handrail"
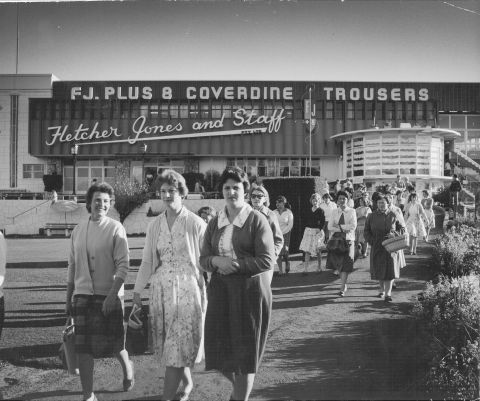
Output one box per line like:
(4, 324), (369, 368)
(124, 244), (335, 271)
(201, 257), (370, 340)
(452, 149), (480, 171)
(10, 200), (52, 224)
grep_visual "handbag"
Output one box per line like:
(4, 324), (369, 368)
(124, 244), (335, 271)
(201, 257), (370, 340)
(125, 304), (149, 355)
(59, 317), (79, 375)
(326, 231), (348, 254)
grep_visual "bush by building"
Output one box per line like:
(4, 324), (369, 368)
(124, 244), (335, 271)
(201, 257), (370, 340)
(113, 175), (149, 223)
(432, 224), (480, 278)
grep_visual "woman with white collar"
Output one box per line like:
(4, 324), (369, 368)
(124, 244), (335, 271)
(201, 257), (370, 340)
(200, 167), (276, 401)
(326, 190), (357, 297)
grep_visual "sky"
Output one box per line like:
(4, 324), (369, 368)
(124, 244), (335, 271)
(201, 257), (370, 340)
(0, 0), (479, 82)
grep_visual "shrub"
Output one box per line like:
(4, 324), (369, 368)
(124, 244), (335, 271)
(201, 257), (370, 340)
(412, 275), (480, 399)
(204, 169), (221, 192)
(113, 177), (149, 223)
(182, 172), (205, 192)
(432, 224), (480, 277)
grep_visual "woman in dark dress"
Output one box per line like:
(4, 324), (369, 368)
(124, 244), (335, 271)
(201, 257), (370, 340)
(364, 193), (406, 303)
(299, 193), (326, 275)
(200, 167), (276, 401)
(326, 190), (357, 296)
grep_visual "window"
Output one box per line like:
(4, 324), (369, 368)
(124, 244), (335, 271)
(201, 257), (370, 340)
(212, 102), (222, 119)
(355, 102), (364, 120)
(326, 101), (334, 119)
(347, 102), (355, 120)
(335, 102), (344, 120)
(23, 164), (44, 179)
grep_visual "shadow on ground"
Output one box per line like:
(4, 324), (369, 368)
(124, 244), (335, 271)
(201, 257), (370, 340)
(256, 317), (439, 400)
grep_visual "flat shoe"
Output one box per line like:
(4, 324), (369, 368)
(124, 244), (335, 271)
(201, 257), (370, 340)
(178, 390), (192, 401)
(384, 295), (393, 302)
(337, 291), (345, 297)
(123, 360), (135, 392)
(378, 292), (385, 298)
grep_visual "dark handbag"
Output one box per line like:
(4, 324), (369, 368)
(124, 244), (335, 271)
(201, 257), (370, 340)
(125, 305), (149, 355)
(58, 317), (79, 375)
(326, 232), (348, 254)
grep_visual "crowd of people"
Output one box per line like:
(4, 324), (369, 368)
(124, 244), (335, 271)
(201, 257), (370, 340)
(0, 170), (449, 401)
(62, 171), (444, 401)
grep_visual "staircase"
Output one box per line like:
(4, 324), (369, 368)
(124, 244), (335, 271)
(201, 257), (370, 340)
(450, 149), (480, 175)
(449, 150), (480, 204)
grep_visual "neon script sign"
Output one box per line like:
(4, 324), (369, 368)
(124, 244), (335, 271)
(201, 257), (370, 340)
(45, 108), (286, 146)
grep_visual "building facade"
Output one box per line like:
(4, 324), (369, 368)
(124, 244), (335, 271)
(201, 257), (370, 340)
(1, 76), (479, 193)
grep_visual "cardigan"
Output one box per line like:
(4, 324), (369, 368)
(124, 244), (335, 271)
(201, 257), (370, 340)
(67, 216), (130, 297)
(328, 206), (357, 241)
(133, 207), (206, 294)
(200, 208), (276, 276)
(304, 207), (326, 230)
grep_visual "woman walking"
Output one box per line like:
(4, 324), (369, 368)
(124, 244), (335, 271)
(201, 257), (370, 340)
(299, 193), (326, 275)
(65, 182), (134, 401)
(364, 193), (406, 302)
(421, 190), (435, 242)
(326, 191), (357, 296)
(404, 192), (428, 254)
(273, 195), (294, 275)
(200, 166), (276, 401)
(355, 194), (372, 258)
(249, 186), (284, 272)
(133, 170), (206, 401)
(319, 192), (337, 244)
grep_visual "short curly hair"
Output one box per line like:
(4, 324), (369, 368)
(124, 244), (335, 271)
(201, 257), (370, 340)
(85, 182), (114, 213)
(335, 190), (350, 201)
(218, 166), (250, 194)
(156, 169), (188, 197)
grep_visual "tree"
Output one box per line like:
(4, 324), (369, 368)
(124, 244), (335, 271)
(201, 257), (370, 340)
(113, 177), (149, 224)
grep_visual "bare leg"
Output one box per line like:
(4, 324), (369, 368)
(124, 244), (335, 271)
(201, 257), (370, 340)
(378, 280), (385, 296)
(303, 252), (311, 274)
(78, 353), (94, 400)
(425, 227), (431, 242)
(316, 248), (324, 272)
(163, 366), (185, 400)
(116, 348), (133, 380)
(276, 256), (283, 275)
(384, 279), (394, 297)
(339, 272), (348, 293)
(231, 373), (255, 401)
(412, 237), (418, 254)
(181, 367), (193, 395)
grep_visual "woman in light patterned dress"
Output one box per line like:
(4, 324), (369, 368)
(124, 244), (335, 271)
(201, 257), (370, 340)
(133, 170), (206, 401)
(404, 192), (428, 255)
(421, 190), (435, 242)
(355, 194), (372, 258)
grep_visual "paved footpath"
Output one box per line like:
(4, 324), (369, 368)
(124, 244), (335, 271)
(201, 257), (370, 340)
(0, 235), (439, 400)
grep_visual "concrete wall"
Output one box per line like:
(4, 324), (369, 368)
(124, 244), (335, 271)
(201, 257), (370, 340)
(0, 198), (225, 236)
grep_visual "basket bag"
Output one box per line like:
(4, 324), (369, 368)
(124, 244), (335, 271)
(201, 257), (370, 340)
(382, 234), (409, 253)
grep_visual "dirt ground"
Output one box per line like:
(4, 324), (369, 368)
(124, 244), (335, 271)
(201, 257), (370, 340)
(0, 236), (440, 400)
